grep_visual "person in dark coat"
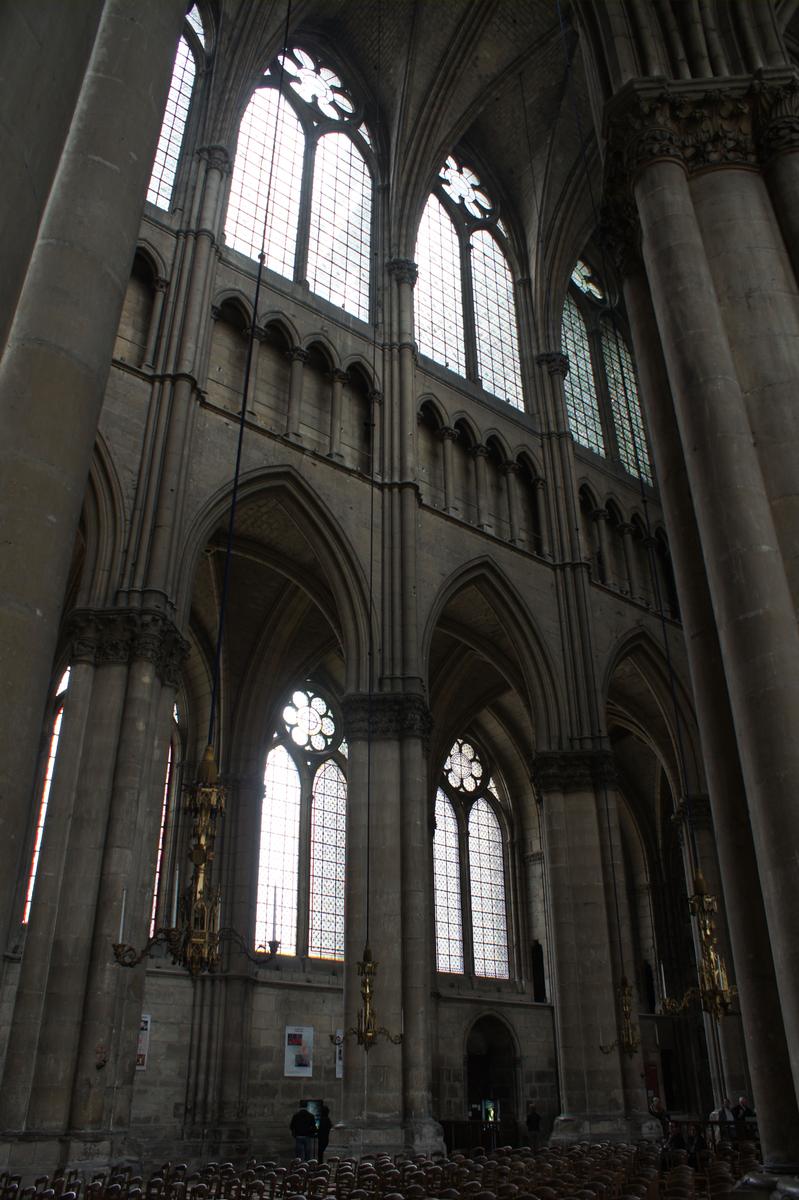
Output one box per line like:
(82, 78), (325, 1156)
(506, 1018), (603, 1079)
(685, 1123), (707, 1168)
(526, 1102), (542, 1150)
(318, 1104), (332, 1161)
(289, 1101), (317, 1161)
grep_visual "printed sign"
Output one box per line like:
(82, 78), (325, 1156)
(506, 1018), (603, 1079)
(284, 1025), (314, 1077)
(136, 1014), (151, 1070)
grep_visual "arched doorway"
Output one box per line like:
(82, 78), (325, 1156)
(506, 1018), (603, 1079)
(466, 1015), (518, 1127)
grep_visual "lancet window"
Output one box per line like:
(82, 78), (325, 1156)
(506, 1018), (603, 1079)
(146, 6), (205, 210)
(22, 668), (70, 924)
(149, 704), (183, 936)
(415, 157), (523, 410)
(255, 687), (347, 959)
(432, 738), (511, 979)
(226, 47), (373, 322)
(562, 259), (653, 484)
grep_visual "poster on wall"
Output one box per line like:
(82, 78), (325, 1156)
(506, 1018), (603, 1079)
(335, 1030), (344, 1079)
(136, 1014), (151, 1070)
(284, 1025), (314, 1077)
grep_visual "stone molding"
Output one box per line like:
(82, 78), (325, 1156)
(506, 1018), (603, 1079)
(536, 351), (569, 377)
(532, 749), (618, 794)
(386, 258), (419, 287)
(342, 692), (433, 746)
(64, 608), (189, 687)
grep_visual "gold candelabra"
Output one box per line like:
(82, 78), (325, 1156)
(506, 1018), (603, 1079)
(599, 976), (641, 1057)
(330, 944), (403, 1052)
(661, 870), (737, 1021)
(114, 745), (279, 974)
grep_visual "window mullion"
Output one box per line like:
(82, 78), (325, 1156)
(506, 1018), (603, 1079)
(294, 136), (316, 285)
(461, 234), (480, 384)
(461, 811), (476, 979)
(296, 764), (313, 957)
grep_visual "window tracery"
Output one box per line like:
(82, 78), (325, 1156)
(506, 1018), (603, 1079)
(432, 738), (511, 979)
(226, 47), (373, 322)
(255, 686), (347, 959)
(415, 156), (523, 410)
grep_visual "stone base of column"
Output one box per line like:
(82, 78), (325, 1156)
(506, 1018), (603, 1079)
(550, 1110), (660, 1143)
(0, 1131), (141, 1177)
(402, 1117), (446, 1157)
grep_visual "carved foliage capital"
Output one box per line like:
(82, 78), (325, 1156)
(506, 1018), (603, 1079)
(342, 692), (433, 746)
(536, 351), (569, 378)
(386, 258), (418, 287)
(754, 73), (799, 162)
(199, 144), (233, 175)
(532, 749), (617, 795)
(64, 608), (190, 687)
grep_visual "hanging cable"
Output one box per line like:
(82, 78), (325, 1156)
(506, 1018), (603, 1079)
(206, 0), (294, 749)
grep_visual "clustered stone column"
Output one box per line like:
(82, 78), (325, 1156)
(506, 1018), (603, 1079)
(333, 694), (443, 1158)
(604, 72), (799, 1169)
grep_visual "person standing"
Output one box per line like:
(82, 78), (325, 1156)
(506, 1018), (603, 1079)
(318, 1103), (332, 1161)
(526, 1101), (542, 1150)
(290, 1100), (317, 1161)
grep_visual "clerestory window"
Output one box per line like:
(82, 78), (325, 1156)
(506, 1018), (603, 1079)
(255, 687), (347, 959)
(22, 668), (70, 924)
(146, 6), (205, 211)
(432, 738), (511, 979)
(226, 47), (373, 322)
(562, 259), (653, 484)
(415, 157), (523, 410)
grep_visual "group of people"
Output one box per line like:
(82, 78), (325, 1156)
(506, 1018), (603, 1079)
(650, 1094), (756, 1168)
(289, 1101), (333, 1161)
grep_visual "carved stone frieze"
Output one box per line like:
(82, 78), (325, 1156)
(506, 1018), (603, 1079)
(532, 749), (618, 795)
(63, 608), (190, 687)
(342, 692), (433, 746)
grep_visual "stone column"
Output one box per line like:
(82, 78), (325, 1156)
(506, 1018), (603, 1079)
(245, 325), (263, 416)
(142, 276), (168, 371)
(439, 426), (459, 515)
(534, 478), (552, 559)
(621, 255), (799, 1167)
(533, 751), (638, 1141)
(471, 444), (490, 531)
(633, 154), (799, 1099)
(329, 368), (348, 461)
(285, 346), (308, 439)
(618, 523), (642, 602)
(756, 71), (799, 282)
(589, 508), (612, 587)
(502, 461), (522, 544)
(0, 0), (187, 955)
(369, 388), (383, 480)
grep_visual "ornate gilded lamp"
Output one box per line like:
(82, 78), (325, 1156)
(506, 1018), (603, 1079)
(661, 869), (737, 1020)
(600, 976), (642, 1057)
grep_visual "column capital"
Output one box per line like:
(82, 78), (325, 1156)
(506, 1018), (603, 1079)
(287, 345), (310, 364)
(671, 793), (714, 831)
(536, 351), (569, 377)
(501, 459), (521, 477)
(753, 70), (799, 163)
(469, 443), (490, 460)
(341, 692), (433, 746)
(63, 607), (189, 687)
(439, 424), (459, 443)
(368, 387), (383, 405)
(332, 368), (350, 384)
(590, 506), (609, 523)
(154, 276), (169, 294)
(386, 257), (418, 287)
(198, 143), (233, 175)
(532, 749), (617, 794)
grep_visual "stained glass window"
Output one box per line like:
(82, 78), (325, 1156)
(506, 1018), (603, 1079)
(433, 791), (464, 973)
(226, 47), (372, 320)
(471, 230), (523, 409)
(571, 258), (604, 300)
(415, 156), (524, 409)
(147, 35), (197, 210)
(186, 5), (205, 46)
(601, 320), (652, 484)
(415, 195), (465, 375)
(309, 760), (347, 959)
(433, 738), (512, 981)
(469, 798), (510, 979)
(562, 294), (605, 455)
(255, 685), (347, 958)
(149, 743), (173, 937)
(23, 668), (70, 924)
(308, 133), (372, 321)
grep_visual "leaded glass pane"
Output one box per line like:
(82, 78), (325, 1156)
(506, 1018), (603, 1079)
(23, 670), (70, 924)
(150, 744), (173, 936)
(282, 689), (336, 752)
(571, 259), (604, 299)
(433, 791), (464, 973)
(309, 760), (347, 960)
(561, 294), (605, 455)
(255, 744), (301, 954)
(601, 320), (653, 484)
(307, 132), (371, 321)
(440, 156), (491, 219)
(415, 195), (465, 375)
(147, 36), (196, 210)
(471, 229), (523, 409)
(186, 5), (205, 45)
(281, 48), (354, 120)
(469, 798), (509, 979)
(226, 88), (304, 276)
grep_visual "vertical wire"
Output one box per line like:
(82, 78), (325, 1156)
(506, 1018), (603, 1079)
(206, 0), (294, 749)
